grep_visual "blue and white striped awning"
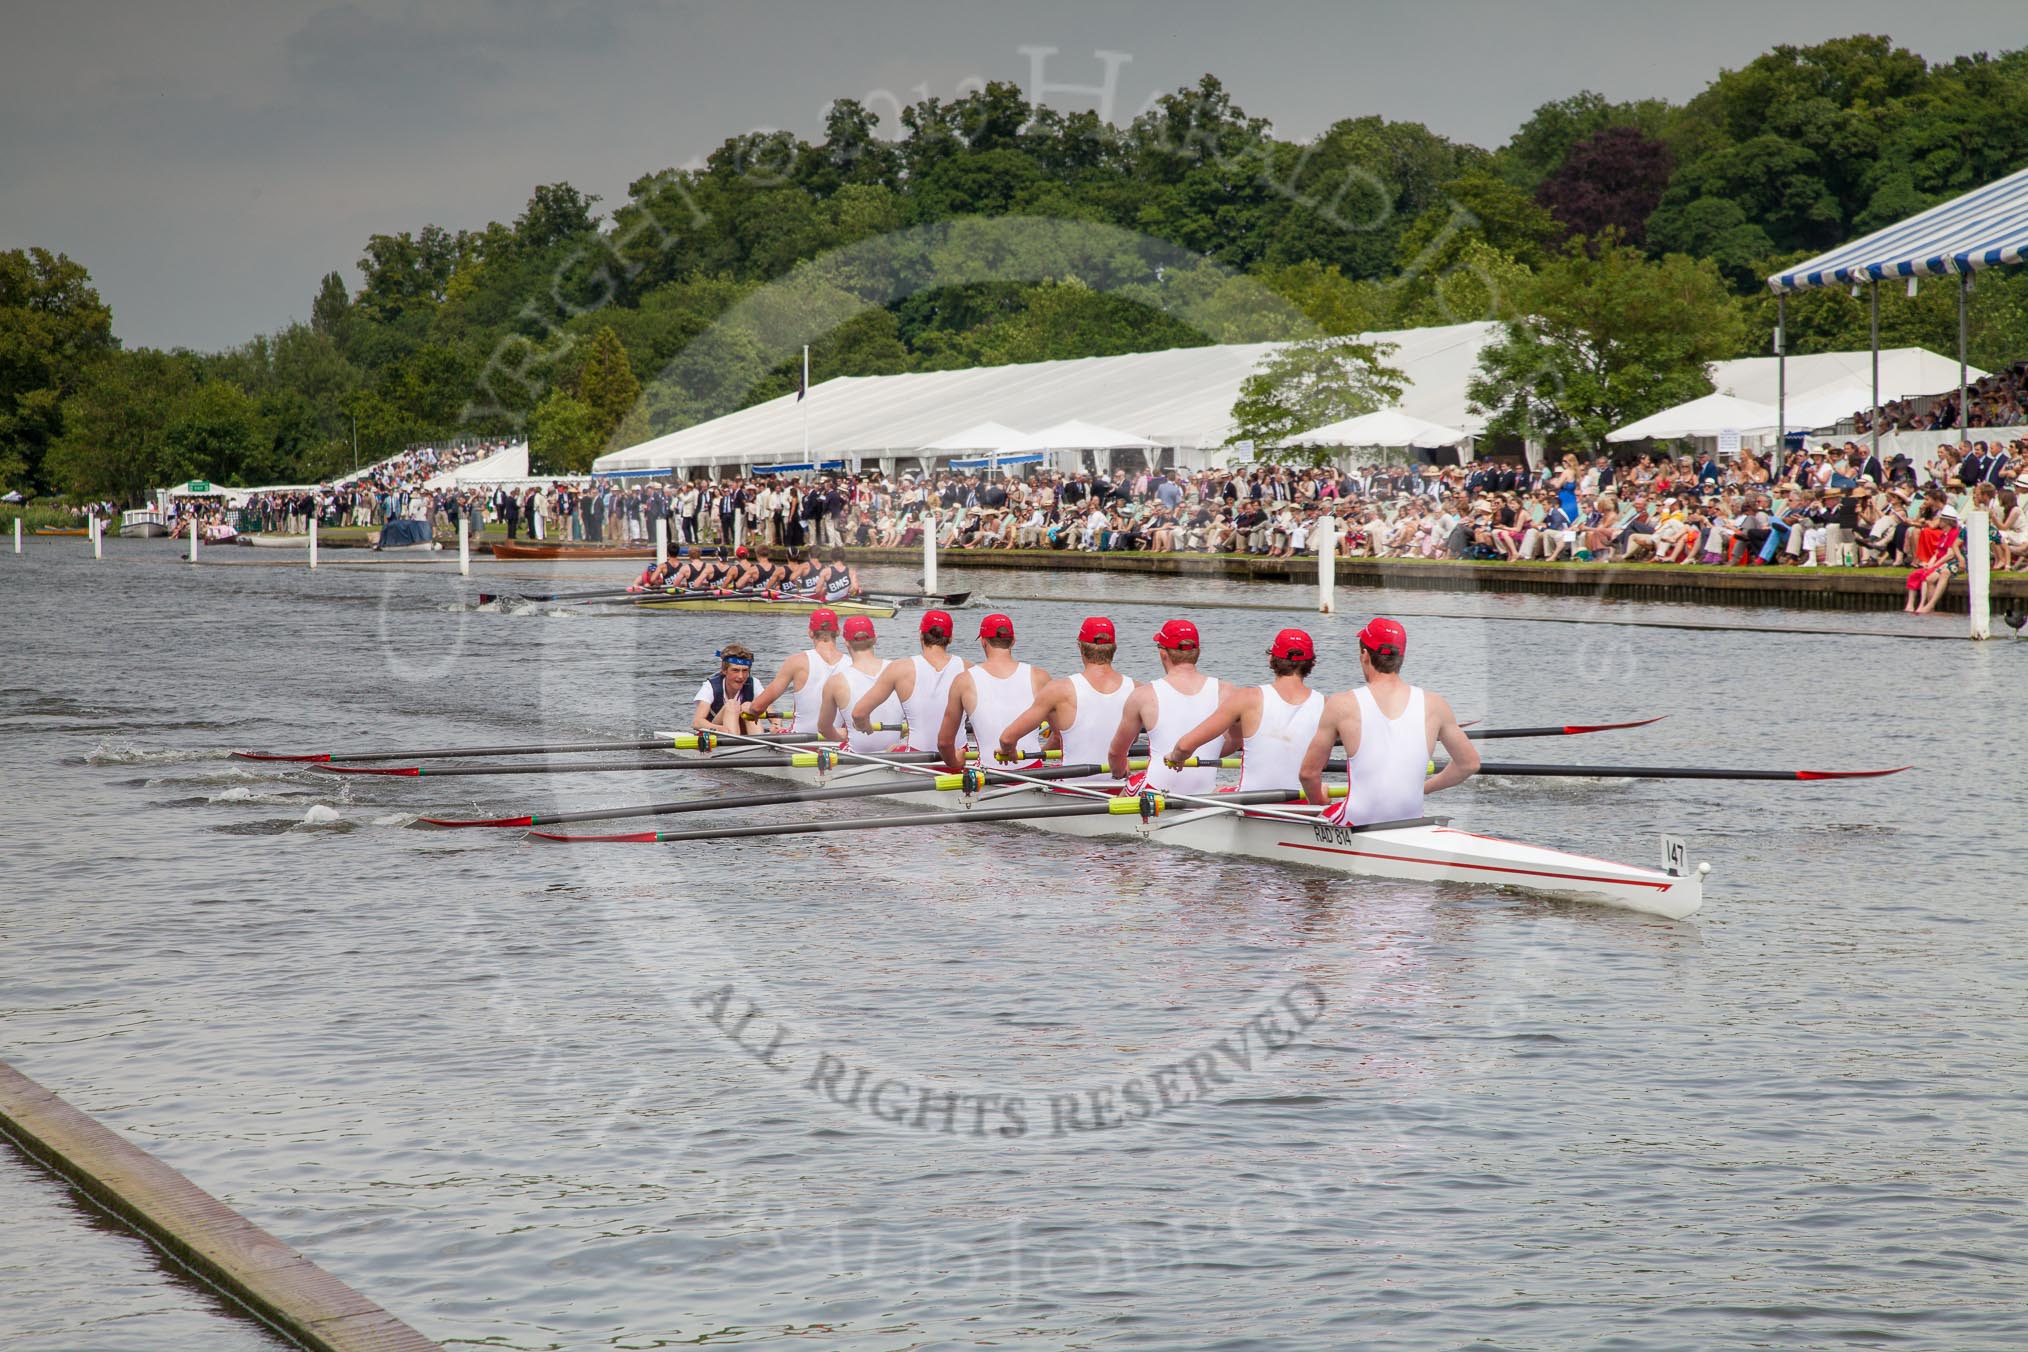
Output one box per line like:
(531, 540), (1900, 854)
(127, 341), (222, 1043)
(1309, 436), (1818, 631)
(1768, 164), (2028, 293)
(751, 460), (845, 475)
(948, 452), (1046, 469)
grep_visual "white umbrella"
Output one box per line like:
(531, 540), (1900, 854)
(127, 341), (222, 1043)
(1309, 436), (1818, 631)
(917, 421), (1030, 454)
(1287, 408), (1467, 449)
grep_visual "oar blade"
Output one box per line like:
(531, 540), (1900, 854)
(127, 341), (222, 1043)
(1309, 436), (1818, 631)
(230, 751), (332, 762)
(1795, 765), (1913, 780)
(527, 829), (661, 843)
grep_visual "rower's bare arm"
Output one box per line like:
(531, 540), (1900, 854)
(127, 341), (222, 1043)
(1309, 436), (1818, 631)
(1425, 693), (1480, 794)
(747, 656), (801, 717)
(999, 679), (1066, 761)
(1170, 691), (1245, 766)
(851, 662), (906, 732)
(1107, 686), (1151, 777)
(817, 673), (851, 743)
(691, 700), (714, 733)
(1299, 693), (1357, 805)
(936, 673), (973, 773)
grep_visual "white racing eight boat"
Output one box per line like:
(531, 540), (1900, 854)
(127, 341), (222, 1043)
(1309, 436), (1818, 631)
(660, 738), (1708, 920)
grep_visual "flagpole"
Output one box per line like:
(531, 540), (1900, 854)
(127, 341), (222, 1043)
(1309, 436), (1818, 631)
(801, 345), (810, 466)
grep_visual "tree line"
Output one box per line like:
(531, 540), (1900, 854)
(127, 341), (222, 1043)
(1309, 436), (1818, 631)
(6, 34), (2028, 499)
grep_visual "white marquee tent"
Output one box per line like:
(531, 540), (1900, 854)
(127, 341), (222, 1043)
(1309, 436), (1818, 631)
(593, 322), (1504, 475)
(1608, 393), (1782, 443)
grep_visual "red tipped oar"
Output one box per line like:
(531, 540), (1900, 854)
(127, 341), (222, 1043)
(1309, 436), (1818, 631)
(233, 727), (805, 763)
(529, 789), (1298, 844)
(1465, 716), (1665, 741)
(417, 762), (1110, 829)
(1467, 762), (1912, 781)
(319, 750), (942, 778)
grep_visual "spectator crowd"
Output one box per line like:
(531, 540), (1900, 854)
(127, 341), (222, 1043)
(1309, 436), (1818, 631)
(1856, 360), (2028, 433)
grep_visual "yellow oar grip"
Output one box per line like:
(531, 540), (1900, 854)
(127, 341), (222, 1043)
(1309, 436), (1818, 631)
(1108, 795), (1152, 814)
(932, 773), (963, 790)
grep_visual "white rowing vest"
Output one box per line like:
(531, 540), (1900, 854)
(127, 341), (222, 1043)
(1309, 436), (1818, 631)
(790, 647), (849, 735)
(842, 663), (901, 753)
(1335, 685), (1428, 825)
(1060, 672), (1134, 784)
(1239, 685), (1323, 793)
(900, 653), (965, 751)
(1145, 674), (1222, 794)
(967, 662), (1040, 760)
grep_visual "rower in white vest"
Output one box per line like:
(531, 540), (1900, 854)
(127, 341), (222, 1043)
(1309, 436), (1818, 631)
(1162, 628), (1323, 792)
(744, 607), (850, 736)
(818, 614), (904, 752)
(938, 612), (1049, 774)
(1300, 617), (1478, 825)
(851, 609), (965, 752)
(995, 615), (1134, 784)
(1108, 618), (1235, 795)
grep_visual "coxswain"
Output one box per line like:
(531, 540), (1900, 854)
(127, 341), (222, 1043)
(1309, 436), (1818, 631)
(851, 609), (966, 752)
(1107, 618), (1234, 794)
(818, 615), (903, 752)
(1299, 617), (1478, 824)
(1163, 628), (1321, 792)
(937, 612), (1049, 773)
(691, 645), (757, 734)
(744, 608), (850, 736)
(995, 616), (1133, 784)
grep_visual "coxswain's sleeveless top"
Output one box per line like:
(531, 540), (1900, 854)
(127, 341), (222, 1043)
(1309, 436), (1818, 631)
(1333, 685), (1428, 825)
(1145, 674), (1221, 795)
(790, 647), (849, 735)
(900, 653), (965, 752)
(842, 663), (901, 753)
(967, 662), (1040, 761)
(1239, 685), (1323, 793)
(1059, 672), (1135, 784)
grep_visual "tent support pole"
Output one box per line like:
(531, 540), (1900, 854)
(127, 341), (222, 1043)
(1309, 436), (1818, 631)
(1958, 271), (1970, 435)
(1774, 293), (1786, 476)
(1869, 281), (1881, 466)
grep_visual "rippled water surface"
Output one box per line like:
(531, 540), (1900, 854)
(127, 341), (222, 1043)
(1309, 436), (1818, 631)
(4, 539), (2027, 1351)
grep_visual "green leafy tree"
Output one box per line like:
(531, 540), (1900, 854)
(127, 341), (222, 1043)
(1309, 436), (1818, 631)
(1228, 336), (1406, 464)
(527, 389), (605, 473)
(163, 380), (269, 485)
(0, 247), (117, 493)
(569, 326), (641, 441)
(1467, 236), (1747, 452)
(46, 348), (197, 500)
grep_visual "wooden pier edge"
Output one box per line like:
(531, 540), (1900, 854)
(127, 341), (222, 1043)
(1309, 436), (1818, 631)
(0, 1060), (441, 1352)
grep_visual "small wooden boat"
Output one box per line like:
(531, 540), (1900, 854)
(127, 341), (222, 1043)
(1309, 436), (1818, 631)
(32, 526), (90, 537)
(489, 541), (656, 561)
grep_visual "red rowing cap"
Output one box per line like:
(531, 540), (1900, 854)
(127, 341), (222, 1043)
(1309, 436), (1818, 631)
(1358, 616), (1406, 657)
(1154, 618), (1200, 650)
(1269, 627), (1314, 661)
(841, 614), (876, 642)
(919, 608), (954, 638)
(978, 612), (1015, 641)
(808, 607), (841, 635)
(1076, 615), (1116, 644)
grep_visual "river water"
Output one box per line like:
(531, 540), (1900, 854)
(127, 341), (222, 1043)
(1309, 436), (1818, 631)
(3, 539), (2026, 1351)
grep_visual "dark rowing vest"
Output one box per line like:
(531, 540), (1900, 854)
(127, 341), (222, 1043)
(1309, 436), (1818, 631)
(823, 566), (853, 600)
(704, 673), (756, 719)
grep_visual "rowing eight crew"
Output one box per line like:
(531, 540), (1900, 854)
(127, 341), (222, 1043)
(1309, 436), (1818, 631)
(634, 545), (862, 600)
(690, 608), (1481, 824)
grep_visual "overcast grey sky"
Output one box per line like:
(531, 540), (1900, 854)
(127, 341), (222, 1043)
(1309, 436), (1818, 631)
(4, 0), (2021, 351)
